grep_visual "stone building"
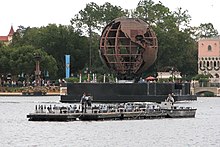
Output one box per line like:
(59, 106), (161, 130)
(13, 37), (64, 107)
(198, 37), (220, 83)
(0, 26), (14, 45)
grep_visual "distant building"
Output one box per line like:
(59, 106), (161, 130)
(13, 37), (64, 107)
(156, 67), (182, 82)
(198, 37), (220, 82)
(0, 26), (14, 45)
(157, 71), (182, 79)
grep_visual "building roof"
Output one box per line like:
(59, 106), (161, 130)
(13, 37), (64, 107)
(157, 71), (182, 79)
(0, 36), (8, 42)
(0, 26), (14, 42)
(8, 26), (14, 36)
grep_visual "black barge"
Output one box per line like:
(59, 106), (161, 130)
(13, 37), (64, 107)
(60, 82), (197, 103)
(27, 102), (197, 121)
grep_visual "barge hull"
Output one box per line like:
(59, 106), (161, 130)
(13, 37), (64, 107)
(27, 109), (196, 121)
(27, 113), (81, 121)
(166, 109), (197, 118)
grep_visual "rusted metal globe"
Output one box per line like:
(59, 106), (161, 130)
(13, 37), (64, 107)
(99, 17), (158, 80)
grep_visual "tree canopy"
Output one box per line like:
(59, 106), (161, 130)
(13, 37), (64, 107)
(11, 24), (90, 78)
(0, 45), (58, 81)
(1, 0), (219, 82)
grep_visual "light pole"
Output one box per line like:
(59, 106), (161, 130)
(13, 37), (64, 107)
(34, 53), (41, 87)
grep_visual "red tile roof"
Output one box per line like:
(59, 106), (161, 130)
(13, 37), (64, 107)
(0, 36), (8, 41)
(0, 26), (14, 42)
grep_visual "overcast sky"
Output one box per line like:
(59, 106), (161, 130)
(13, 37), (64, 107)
(0, 0), (220, 35)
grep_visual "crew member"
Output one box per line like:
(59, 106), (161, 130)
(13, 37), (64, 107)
(80, 92), (86, 113)
(166, 94), (175, 104)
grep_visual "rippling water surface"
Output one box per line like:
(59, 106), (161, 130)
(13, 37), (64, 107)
(0, 96), (220, 147)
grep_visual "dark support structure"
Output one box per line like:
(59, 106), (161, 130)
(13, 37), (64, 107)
(60, 82), (197, 103)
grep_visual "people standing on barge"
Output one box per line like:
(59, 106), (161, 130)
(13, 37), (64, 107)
(80, 92), (93, 113)
(165, 94), (174, 104)
(80, 92), (86, 113)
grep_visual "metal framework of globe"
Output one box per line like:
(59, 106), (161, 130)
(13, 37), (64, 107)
(99, 18), (158, 80)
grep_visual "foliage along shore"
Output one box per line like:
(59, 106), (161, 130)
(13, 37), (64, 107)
(0, 0), (218, 83)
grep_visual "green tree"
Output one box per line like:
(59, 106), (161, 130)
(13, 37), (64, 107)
(70, 2), (128, 73)
(0, 41), (5, 48)
(0, 45), (58, 83)
(11, 24), (89, 78)
(38, 24), (72, 77)
(11, 25), (30, 47)
(100, 2), (129, 26)
(70, 2), (101, 34)
(134, 0), (198, 77)
(9, 45), (58, 80)
(9, 1), (209, 81)
(173, 7), (191, 30)
(194, 23), (218, 38)
(0, 47), (11, 76)
(133, 0), (171, 25)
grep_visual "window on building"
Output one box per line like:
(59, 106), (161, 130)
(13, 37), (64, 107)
(208, 45), (212, 51)
(214, 61), (216, 67)
(200, 61), (202, 68)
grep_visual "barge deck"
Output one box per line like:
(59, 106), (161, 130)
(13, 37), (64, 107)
(27, 102), (197, 121)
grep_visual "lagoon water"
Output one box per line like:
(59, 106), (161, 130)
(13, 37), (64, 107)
(0, 96), (220, 147)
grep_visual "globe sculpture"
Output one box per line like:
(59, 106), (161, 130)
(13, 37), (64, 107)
(99, 17), (158, 80)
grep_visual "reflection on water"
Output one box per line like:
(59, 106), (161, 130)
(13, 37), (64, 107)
(0, 96), (220, 147)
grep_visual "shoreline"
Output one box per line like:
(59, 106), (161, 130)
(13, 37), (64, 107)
(0, 92), (60, 96)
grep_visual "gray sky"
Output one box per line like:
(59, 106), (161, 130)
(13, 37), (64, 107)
(0, 0), (219, 35)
